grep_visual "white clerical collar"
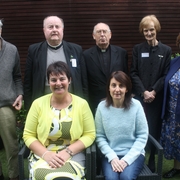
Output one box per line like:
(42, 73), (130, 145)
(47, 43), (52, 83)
(47, 42), (62, 50)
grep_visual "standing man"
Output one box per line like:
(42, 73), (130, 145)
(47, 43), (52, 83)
(82, 22), (128, 115)
(24, 16), (83, 111)
(0, 19), (23, 180)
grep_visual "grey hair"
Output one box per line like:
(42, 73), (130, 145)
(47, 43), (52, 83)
(0, 19), (3, 28)
(43, 16), (64, 28)
(93, 22), (111, 34)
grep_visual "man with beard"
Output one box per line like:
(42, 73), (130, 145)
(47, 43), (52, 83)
(24, 16), (84, 111)
(82, 22), (128, 115)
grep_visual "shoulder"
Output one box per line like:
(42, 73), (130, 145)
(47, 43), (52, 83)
(63, 40), (82, 50)
(97, 100), (106, 110)
(3, 39), (18, 51)
(158, 41), (171, 49)
(33, 94), (51, 105)
(83, 46), (96, 54)
(133, 42), (146, 49)
(110, 44), (127, 52)
(158, 41), (171, 51)
(171, 56), (180, 66)
(130, 98), (143, 109)
(131, 98), (141, 106)
(71, 94), (87, 105)
(28, 41), (46, 51)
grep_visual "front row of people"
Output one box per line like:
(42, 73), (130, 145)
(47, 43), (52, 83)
(24, 55), (180, 179)
(23, 61), (148, 180)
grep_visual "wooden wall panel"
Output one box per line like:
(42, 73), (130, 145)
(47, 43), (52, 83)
(0, 0), (180, 77)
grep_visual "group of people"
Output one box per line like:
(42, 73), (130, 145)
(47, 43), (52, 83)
(0, 13), (180, 180)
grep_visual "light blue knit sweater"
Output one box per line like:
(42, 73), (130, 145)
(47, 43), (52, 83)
(95, 98), (148, 165)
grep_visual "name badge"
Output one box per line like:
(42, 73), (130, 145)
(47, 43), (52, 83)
(71, 59), (77, 67)
(141, 53), (149, 57)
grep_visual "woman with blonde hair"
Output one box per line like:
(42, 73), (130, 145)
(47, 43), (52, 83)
(130, 15), (171, 172)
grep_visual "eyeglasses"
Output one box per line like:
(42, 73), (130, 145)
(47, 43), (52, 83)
(95, 29), (110, 35)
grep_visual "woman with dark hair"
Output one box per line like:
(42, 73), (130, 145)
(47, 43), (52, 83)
(23, 61), (95, 180)
(160, 33), (180, 178)
(95, 71), (148, 180)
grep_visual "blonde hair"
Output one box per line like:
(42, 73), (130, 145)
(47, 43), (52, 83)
(139, 15), (161, 34)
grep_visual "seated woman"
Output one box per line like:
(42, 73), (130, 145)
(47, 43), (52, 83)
(95, 71), (148, 180)
(23, 61), (95, 180)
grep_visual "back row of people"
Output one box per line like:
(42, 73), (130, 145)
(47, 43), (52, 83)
(0, 13), (179, 179)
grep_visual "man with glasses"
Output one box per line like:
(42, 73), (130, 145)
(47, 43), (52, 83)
(82, 22), (128, 115)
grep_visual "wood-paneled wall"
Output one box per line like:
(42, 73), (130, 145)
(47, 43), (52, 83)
(1, 0), (180, 76)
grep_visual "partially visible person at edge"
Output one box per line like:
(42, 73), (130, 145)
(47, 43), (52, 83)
(24, 15), (84, 111)
(23, 61), (95, 180)
(130, 15), (171, 172)
(160, 33), (180, 178)
(95, 71), (148, 180)
(82, 22), (128, 115)
(0, 19), (23, 180)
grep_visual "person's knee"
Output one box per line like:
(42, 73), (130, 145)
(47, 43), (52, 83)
(119, 172), (132, 180)
(102, 168), (119, 180)
(104, 174), (119, 180)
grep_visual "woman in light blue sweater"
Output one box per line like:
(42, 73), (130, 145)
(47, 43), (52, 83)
(95, 71), (148, 180)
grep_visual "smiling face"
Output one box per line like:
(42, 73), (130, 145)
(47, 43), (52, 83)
(49, 72), (70, 95)
(43, 16), (64, 46)
(109, 77), (128, 103)
(143, 21), (157, 42)
(92, 23), (112, 49)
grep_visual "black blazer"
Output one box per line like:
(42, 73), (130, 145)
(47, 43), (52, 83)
(24, 40), (83, 110)
(130, 41), (171, 96)
(82, 45), (128, 114)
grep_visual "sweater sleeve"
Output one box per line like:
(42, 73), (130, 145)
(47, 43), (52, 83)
(121, 103), (148, 165)
(95, 104), (118, 162)
(74, 99), (96, 148)
(13, 49), (23, 96)
(23, 99), (41, 147)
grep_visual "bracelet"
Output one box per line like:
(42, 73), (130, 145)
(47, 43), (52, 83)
(66, 147), (73, 157)
(41, 151), (49, 159)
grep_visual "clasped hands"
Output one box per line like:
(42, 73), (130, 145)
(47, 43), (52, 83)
(111, 158), (128, 172)
(42, 149), (70, 168)
(143, 90), (156, 103)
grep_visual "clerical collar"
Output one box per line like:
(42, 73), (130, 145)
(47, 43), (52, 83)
(97, 45), (109, 53)
(47, 42), (63, 50)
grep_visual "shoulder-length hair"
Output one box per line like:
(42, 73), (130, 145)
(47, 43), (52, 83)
(106, 71), (132, 110)
(139, 15), (161, 34)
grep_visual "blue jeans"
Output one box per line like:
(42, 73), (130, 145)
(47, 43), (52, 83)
(102, 154), (145, 180)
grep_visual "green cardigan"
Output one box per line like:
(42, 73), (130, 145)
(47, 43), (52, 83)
(23, 94), (95, 148)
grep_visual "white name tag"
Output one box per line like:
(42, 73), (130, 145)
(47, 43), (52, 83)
(71, 59), (77, 67)
(141, 53), (149, 57)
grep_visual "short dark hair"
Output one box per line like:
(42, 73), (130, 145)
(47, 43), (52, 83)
(106, 71), (132, 110)
(47, 61), (71, 82)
